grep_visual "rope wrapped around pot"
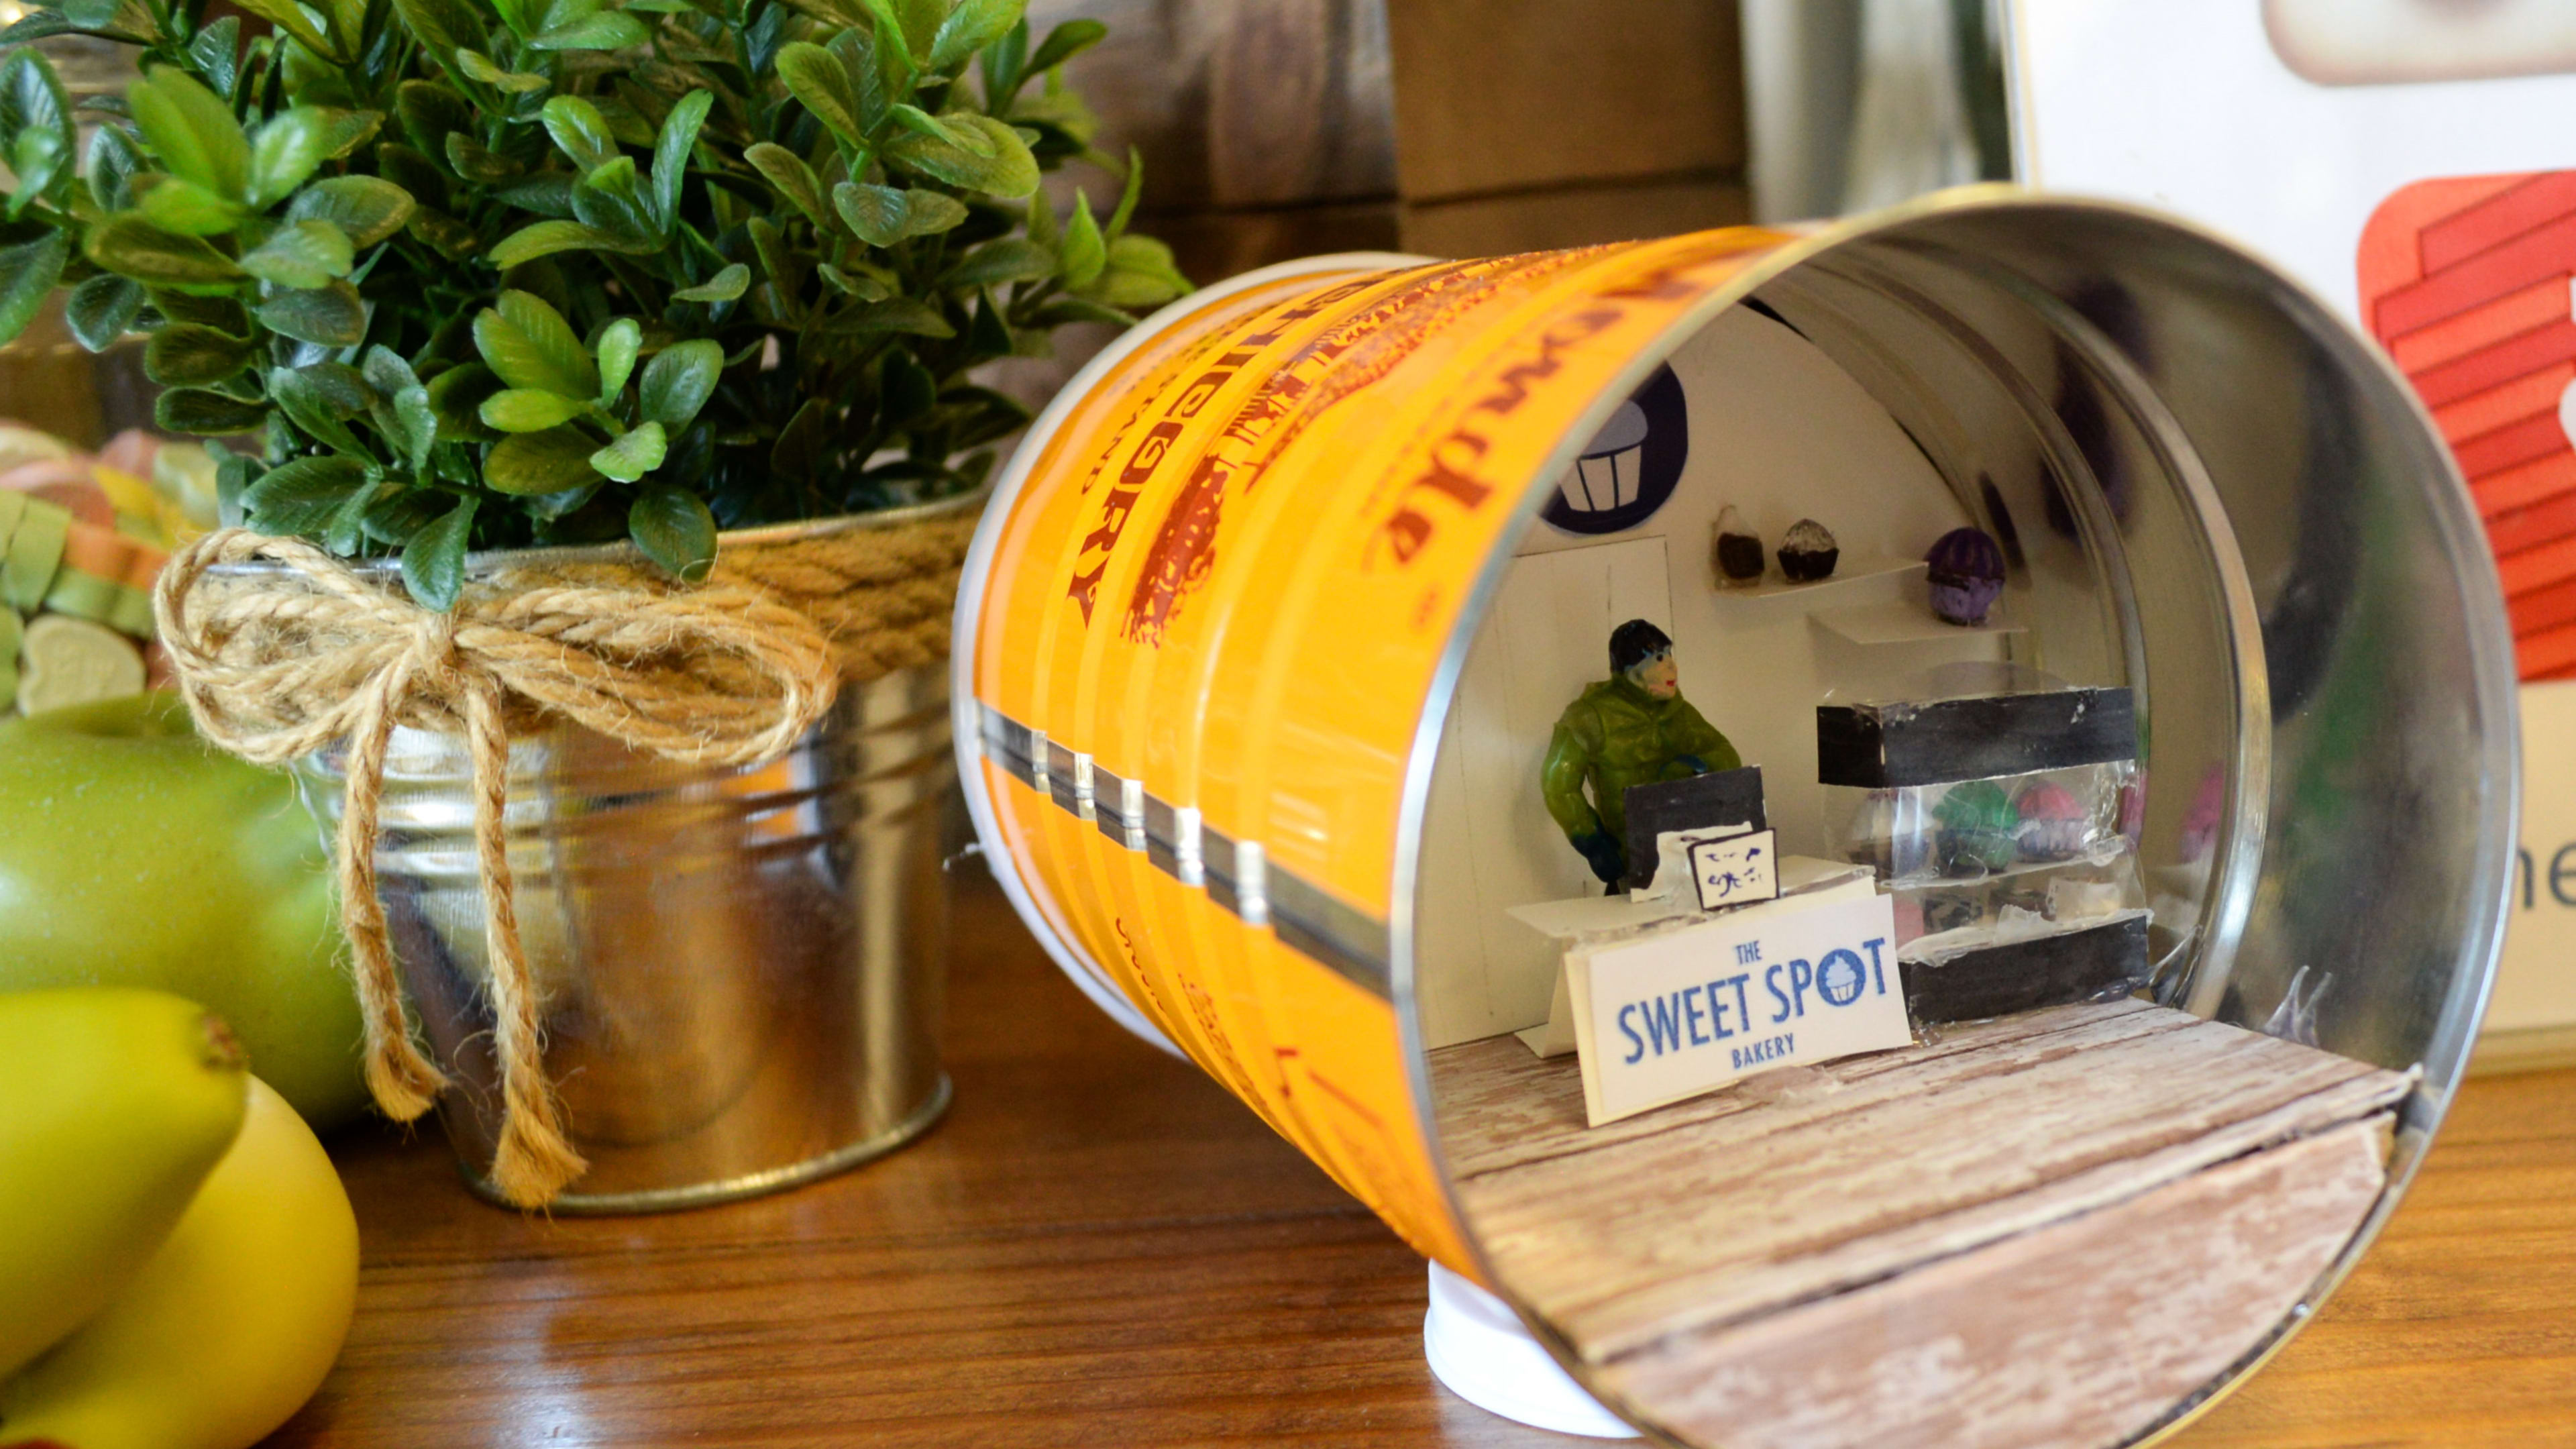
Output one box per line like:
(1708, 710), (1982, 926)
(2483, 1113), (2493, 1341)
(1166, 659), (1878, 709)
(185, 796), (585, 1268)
(151, 514), (977, 1208)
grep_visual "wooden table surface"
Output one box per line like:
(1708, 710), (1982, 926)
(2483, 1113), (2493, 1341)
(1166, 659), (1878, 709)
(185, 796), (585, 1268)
(266, 870), (2576, 1448)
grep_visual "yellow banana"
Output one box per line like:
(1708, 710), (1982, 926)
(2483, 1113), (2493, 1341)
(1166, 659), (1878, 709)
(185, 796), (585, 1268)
(0, 1077), (359, 1449)
(0, 988), (248, 1381)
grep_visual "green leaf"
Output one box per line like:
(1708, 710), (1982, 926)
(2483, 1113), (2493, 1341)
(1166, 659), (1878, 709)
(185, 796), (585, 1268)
(817, 262), (890, 300)
(480, 388), (586, 431)
(444, 131), (525, 182)
(594, 316), (639, 399)
(402, 495), (477, 610)
(247, 109), (335, 207)
(888, 102), (992, 157)
(394, 79), (471, 156)
(242, 454), (370, 536)
(128, 67), (250, 201)
(84, 215), (241, 292)
(744, 142), (828, 227)
(540, 94), (618, 172)
(425, 362), (503, 441)
(941, 235), (1051, 290)
(133, 174), (247, 235)
(1106, 144), (1144, 239)
(930, 0), (1023, 72)
(588, 419), (665, 481)
(391, 0), (485, 60)
(486, 219), (657, 267)
(313, 107), (384, 160)
(1089, 231), (1189, 307)
(531, 7), (646, 48)
(885, 111), (1038, 198)
(823, 295), (951, 337)
(189, 16), (243, 96)
(1024, 16), (1104, 74)
(775, 42), (860, 146)
(456, 49), (549, 91)
(475, 288), (599, 396)
(362, 345), (422, 399)
(362, 486), (449, 545)
(637, 337), (720, 427)
(144, 321), (257, 385)
(0, 51), (74, 213)
(1058, 188), (1102, 287)
(827, 23), (894, 133)
(493, 174), (575, 218)
(86, 125), (140, 211)
(254, 279), (368, 345)
(0, 231), (67, 345)
(965, 288), (1010, 358)
(978, 15), (1028, 107)
(269, 365), (375, 457)
(239, 219), (354, 288)
(832, 180), (906, 248)
(769, 393), (828, 476)
(670, 262), (747, 303)
(64, 274), (143, 350)
(58, 0), (158, 41)
(650, 87), (708, 230)
(287, 175), (417, 248)
(388, 386), (437, 472)
(321, 474), (384, 555)
(483, 425), (600, 493)
(628, 484), (714, 580)
(155, 386), (269, 435)
(570, 162), (657, 243)
(902, 189), (969, 236)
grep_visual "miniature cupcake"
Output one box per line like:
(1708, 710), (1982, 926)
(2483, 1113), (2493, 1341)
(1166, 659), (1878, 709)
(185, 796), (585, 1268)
(1925, 526), (2005, 626)
(1776, 517), (1839, 582)
(2013, 780), (2090, 861)
(1713, 505), (1764, 586)
(1932, 778), (2019, 875)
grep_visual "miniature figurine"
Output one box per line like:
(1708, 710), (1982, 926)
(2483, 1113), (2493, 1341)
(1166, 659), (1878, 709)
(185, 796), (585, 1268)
(1542, 619), (1742, 888)
(1713, 505), (1764, 586)
(1925, 526), (2005, 625)
(1776, 518), (1839, 582)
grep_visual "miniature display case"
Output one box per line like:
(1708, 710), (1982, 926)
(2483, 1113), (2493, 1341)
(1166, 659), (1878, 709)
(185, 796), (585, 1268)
(1817, 678), (2149, 1022)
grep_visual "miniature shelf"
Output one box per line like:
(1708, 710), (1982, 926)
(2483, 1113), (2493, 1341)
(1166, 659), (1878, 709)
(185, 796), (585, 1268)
(1709, 555), (1923, 601)
(1810, 596), (2024, 646)
(1428, 998), (2410, 1449)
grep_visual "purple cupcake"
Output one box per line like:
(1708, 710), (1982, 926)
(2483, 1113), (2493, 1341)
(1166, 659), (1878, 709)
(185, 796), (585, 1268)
(1925, 526), (2006, 626)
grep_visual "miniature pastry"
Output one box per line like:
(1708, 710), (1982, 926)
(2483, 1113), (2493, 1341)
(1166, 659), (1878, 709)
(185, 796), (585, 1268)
(1925, 526), (2005, 626)
(1776, 518), (1838, 582)
(2014, 780), (2091, 861)
(1713, 505), (1764, 586)
(1933, 778), (2019, 875)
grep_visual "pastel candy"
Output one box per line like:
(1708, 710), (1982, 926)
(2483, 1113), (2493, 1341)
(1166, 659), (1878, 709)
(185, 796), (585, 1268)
(17, 612), (146, 715)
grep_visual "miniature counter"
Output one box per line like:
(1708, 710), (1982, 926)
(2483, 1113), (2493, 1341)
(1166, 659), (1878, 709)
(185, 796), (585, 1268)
(259, 868), (2576, 1448)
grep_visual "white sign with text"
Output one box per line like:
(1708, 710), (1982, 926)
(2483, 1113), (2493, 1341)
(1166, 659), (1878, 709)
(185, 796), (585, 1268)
(1566, 888), (1911, 1126)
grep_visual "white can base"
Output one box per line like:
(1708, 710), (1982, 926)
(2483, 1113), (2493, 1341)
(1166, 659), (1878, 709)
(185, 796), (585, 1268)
(1423, 1263), (1641, 1439)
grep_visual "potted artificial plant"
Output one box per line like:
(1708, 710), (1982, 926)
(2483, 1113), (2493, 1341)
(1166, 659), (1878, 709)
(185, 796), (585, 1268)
(0, 0), (1184, 1207)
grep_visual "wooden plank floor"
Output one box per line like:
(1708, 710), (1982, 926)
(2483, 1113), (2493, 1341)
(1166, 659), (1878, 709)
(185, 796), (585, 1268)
(1430, 1000), (2416, 1449)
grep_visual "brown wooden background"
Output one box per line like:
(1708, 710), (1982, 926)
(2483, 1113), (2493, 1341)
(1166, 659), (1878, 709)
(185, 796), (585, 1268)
(1035, 0), (1749, 285)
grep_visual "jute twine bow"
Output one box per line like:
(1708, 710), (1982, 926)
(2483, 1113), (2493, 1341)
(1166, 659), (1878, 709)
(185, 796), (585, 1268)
(152, 514), (975, 1208)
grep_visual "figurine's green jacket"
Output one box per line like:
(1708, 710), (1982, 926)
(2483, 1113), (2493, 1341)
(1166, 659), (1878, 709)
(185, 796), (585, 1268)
(1542, 676), (1741, 849)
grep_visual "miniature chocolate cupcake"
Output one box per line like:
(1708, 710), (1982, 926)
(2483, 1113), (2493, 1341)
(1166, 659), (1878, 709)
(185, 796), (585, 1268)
(1776, 517), (1839, 582)
(1925, 526), (2005, 626)
(1713, 505), (1764, 586)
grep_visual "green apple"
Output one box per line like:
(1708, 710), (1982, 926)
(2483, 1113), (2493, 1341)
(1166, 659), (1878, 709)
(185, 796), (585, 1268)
(0, 692), (368, 1130)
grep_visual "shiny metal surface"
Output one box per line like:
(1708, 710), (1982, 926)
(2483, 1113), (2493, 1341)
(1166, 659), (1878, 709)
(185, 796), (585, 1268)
(284, 541), (959, 1213)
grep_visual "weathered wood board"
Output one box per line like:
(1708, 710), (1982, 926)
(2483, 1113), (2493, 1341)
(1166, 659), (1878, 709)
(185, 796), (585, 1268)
(1428, 1000), (2414, 1448)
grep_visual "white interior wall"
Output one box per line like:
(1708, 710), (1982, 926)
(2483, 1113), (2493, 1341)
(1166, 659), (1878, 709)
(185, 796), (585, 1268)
(1415, 306), (2003, 1049)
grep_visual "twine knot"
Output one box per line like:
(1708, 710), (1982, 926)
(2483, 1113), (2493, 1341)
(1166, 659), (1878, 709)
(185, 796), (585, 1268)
(152, 514), (975, 1208)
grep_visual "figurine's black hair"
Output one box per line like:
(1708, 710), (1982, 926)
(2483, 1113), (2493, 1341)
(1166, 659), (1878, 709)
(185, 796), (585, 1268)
(1609, 618), (1672, 675)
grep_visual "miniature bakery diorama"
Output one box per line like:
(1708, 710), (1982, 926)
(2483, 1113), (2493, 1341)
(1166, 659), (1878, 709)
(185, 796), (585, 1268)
(957, 196), (2514, 1449)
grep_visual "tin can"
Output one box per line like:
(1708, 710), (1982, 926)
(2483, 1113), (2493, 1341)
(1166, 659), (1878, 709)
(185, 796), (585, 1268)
(955, 191), (2516, 1442)
(290, 506), (962, 1212)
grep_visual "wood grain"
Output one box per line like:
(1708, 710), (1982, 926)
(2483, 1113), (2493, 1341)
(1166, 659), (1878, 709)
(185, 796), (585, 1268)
(258, 871), (2576, 1446)
(1599, 1115), (2394, 1449)
(1434, 1001), (2411, 1359)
